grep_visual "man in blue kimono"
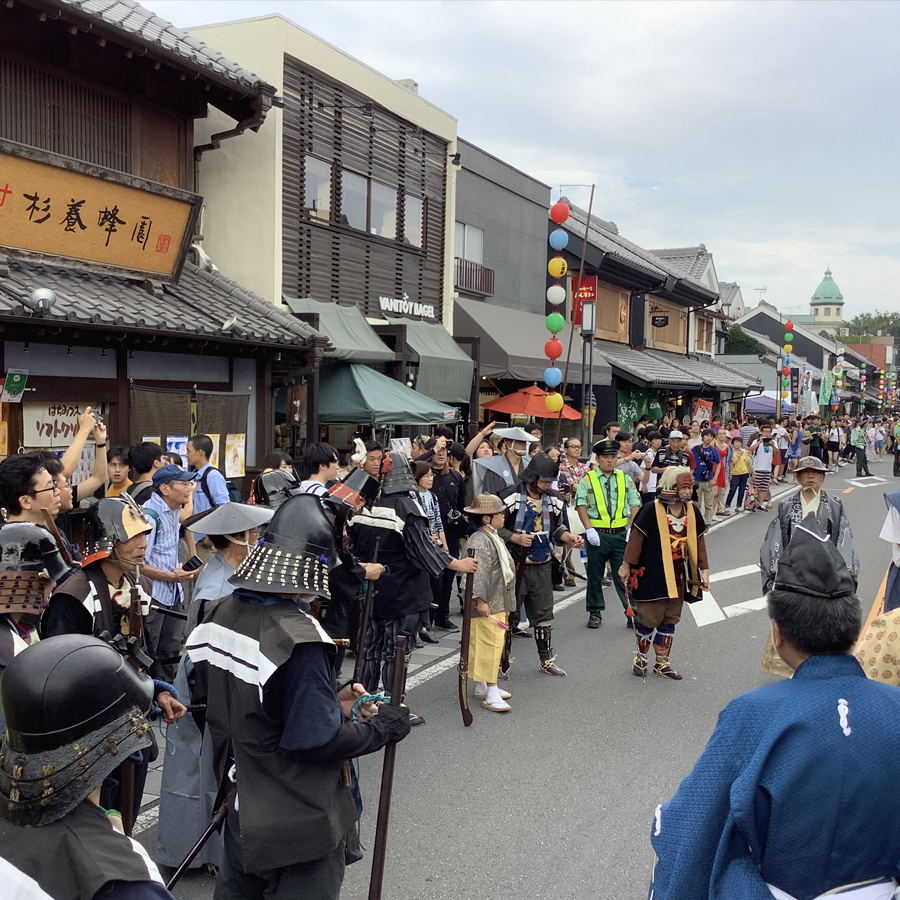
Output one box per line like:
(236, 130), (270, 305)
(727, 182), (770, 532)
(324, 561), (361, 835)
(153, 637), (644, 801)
(649, 519), (900, 900)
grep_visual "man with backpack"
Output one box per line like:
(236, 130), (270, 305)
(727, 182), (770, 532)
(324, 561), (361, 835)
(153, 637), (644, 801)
(126, 441), (164, 505)
(187, 434), (232, 540)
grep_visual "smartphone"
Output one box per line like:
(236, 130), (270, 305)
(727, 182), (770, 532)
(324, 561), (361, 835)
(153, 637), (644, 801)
(182, 555), (204, 572)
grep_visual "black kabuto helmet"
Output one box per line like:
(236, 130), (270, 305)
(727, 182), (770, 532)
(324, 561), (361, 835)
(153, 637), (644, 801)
(254, 469), (303, 511)
(379, 452), (417, 496)
(520, 452), (559, 484)
(0, 634), (154, 827)
(228, 493), (335, 598)
(0, 521), (69, 616)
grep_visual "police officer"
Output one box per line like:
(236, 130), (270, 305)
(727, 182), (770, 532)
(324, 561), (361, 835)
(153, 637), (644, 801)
(0, 634), (176, 899)
(576, 439), (641, 629)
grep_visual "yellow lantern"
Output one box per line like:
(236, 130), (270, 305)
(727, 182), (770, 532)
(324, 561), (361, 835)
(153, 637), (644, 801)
(548, 257), (568, 279)
(544, 392), (564, 413)
(783, 344), (792, 354)
(780, 390), (788, 399)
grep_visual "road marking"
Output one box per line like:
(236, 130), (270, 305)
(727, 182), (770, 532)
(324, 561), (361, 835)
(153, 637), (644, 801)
(710, 564), (758, 584)
(849, 476), (886, 488)
(687, 591), (726, 627)
(406, 589), (589, 691)
(132, 803), (159, 835)
(723, 596), (768, 618)
(843, 487), (855, 494)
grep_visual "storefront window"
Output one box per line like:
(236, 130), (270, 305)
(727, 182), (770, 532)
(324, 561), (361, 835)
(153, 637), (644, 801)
(404, 194), (424, 248)
(340, 170), (367, 230)
(370, 180), (397, 238)
(304, 156), (331, 221)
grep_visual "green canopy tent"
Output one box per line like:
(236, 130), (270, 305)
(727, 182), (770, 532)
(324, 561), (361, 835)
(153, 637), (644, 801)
(318, 363), (458, 425)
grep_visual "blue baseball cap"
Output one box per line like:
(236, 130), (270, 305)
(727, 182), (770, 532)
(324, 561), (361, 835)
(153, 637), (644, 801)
(152, 464), (197, 487)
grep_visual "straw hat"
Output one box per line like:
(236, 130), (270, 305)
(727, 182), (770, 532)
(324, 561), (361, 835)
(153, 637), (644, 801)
(464, 493), (506, 516)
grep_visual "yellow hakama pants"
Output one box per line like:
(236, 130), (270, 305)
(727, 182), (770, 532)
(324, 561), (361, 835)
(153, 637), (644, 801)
(468, 611), (508, 683)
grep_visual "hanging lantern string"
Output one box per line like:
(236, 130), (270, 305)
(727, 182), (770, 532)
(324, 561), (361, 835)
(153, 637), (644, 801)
(554, 184), (595, 446)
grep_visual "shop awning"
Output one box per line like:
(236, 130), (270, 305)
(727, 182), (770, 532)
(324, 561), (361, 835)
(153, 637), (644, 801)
(454, 297), (611, 385)
(390, 317), (474, 404)
(318, 363), (458, 425)
(647, 350), (761, 392)
(593, 340), (701, 389)
(284, 297), (394, 363)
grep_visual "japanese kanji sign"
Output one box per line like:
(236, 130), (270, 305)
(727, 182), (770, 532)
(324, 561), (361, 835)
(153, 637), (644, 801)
(23, 402), (99, 448)
(0, 140), (201, 281)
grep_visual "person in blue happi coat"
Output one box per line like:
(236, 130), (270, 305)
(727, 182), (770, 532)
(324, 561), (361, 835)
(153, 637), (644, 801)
(649, 517), (900, 900)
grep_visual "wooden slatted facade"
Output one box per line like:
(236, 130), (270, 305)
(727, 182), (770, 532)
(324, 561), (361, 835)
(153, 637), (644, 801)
(281, 58), (447, 321)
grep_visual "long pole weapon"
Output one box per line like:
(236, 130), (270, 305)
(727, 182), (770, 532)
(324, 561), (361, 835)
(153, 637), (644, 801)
(457, 548), (476, 727)
(367, 635), (408, 900)
(353, 535), (382, 684)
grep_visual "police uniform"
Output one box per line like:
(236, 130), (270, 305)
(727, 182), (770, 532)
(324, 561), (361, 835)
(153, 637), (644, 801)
(576, 440), (641, 625)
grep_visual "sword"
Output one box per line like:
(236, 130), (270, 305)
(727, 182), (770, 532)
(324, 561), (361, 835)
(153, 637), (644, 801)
(457, 549), (476, 727)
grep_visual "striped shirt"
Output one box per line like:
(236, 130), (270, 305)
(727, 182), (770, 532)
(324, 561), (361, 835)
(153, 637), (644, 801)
(415, 489), (443, 537)
(740, 424), (760, 447)
(143, 492), (183, 607)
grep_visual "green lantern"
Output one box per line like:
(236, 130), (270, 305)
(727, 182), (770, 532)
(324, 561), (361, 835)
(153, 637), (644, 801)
(546, 312), (565, 333)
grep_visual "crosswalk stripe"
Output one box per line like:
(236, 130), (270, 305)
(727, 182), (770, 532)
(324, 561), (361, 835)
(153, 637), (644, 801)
(710, 564), (758, 583)
(687, 591), (726, 627)
(723, 596), (768, 618)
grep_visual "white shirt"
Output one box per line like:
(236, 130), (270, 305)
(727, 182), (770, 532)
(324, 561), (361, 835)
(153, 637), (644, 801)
(879, 506), (900, 568)
(643, 450), (658, 492)
(774, 426), (789, 450)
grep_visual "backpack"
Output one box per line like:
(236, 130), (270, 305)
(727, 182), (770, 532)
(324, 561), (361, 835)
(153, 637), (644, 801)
(126, 481), (154, 505)
(199, 467), (242, 508)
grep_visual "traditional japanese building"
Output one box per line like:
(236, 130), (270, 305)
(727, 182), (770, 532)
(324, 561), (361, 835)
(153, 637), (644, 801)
(0, 0), (325, 480)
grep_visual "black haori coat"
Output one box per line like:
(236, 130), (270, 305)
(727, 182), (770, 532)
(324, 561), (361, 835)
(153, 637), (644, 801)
(349, 494), (450, 618)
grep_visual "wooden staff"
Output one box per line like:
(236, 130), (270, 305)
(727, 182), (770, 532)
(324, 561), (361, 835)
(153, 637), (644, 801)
(367, 635), (408, 900)
(457, 548), (476, 727)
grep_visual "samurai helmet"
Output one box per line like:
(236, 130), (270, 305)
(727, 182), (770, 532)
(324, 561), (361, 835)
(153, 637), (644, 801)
(657, 466), (693, 504)
(82, 496), (153, 566)
(255, 469), (303, 511)
(323, 466), (380, 515)
(520, 452), (559, 484)
(229, 493), (335, 598)
(0, 522), (69, 615)
(379, 452), (417, 496)
(0, 634), (154, 827)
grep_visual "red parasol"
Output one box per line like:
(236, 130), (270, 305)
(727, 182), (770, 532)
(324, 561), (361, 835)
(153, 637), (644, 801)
(482, 384), (580, 420)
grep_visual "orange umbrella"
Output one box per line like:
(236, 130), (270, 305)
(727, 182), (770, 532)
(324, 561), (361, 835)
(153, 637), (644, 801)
(482, 383), (581, 420)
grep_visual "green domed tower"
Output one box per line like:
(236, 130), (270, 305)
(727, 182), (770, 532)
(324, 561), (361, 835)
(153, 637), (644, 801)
(809, 267), (846, 334)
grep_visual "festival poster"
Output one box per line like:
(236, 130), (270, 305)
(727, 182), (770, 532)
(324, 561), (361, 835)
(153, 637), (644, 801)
(166, 435), (188, 468)
(225, 434), (246, 478)
(207, 433), (220, 469)
(692, 398), (714, 423)
(818, 371), (834, 407)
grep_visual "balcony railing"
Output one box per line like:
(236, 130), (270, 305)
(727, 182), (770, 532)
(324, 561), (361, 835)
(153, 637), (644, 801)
(454, 257), (494, 298)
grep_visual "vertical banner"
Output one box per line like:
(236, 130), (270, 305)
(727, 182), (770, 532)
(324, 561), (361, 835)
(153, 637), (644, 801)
(571, 275), (598, 327)
(818, 371), (834, 408)
(790, 368), (800, 404)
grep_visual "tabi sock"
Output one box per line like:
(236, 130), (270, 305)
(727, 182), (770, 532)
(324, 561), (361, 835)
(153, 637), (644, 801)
(486, 685), (504, 703)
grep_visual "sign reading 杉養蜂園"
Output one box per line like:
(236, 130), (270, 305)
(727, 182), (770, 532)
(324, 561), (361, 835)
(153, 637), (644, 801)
(0, 139), (201, 282)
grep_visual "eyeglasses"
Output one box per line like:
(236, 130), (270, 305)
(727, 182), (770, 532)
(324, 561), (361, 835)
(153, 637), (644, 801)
(29, 484), (61, 496)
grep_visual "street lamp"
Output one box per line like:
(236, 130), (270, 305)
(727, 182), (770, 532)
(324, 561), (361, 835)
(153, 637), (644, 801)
(581, 299), (597, 448)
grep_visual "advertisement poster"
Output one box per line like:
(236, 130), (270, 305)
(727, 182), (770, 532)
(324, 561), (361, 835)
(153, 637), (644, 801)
(225, 433), (246, 478)
(207, 433), (220, 469)
(166, 435), (188, 468)
(692, 398), (714, 423)
(24, 402), (98, 448)
(1, 369), (28, 403)
(390, 437), (412, 459)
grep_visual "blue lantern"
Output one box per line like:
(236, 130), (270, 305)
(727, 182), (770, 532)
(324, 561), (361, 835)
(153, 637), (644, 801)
(544, 366), (562, 387)
(549, 228), (569, 251)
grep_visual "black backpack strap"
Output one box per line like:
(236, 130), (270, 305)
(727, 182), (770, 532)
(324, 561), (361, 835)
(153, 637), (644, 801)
(199, 467), (216, 508)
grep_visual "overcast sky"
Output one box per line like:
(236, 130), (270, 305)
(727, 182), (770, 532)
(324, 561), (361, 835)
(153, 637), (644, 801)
(153, 0), (900, 321)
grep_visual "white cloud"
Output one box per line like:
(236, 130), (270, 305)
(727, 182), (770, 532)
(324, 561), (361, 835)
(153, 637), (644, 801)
(152, 0), (900, 320)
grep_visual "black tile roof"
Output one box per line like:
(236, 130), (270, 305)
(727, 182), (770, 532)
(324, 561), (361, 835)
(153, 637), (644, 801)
(54, 0), (270, 95)
(594, 340), (701, 388)
(0, 257), (322, 349)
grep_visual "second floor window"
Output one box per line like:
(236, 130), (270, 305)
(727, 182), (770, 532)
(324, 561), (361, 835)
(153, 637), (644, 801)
(304, 156), (332, 221)
(404, 194), (424, 248)
(341, 170), (368, 230)
(455, 221), (483, 264)
(370, 181), (397, 238)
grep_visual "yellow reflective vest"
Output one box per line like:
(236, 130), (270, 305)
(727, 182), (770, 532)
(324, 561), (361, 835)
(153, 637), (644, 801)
(587, 469), (628, 528)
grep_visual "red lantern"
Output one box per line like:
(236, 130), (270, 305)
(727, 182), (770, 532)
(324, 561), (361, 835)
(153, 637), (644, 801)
(550, 201), (570, 225)
(782, 366), (790, 376)
(785, 320), (794, 330)
(544, 337), (563, 360)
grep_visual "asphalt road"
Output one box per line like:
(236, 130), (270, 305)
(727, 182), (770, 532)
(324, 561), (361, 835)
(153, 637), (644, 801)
(143, 460), (894, 899)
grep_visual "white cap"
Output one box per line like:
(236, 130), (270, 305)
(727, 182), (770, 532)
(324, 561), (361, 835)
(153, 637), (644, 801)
(667, 430), (685, 439)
